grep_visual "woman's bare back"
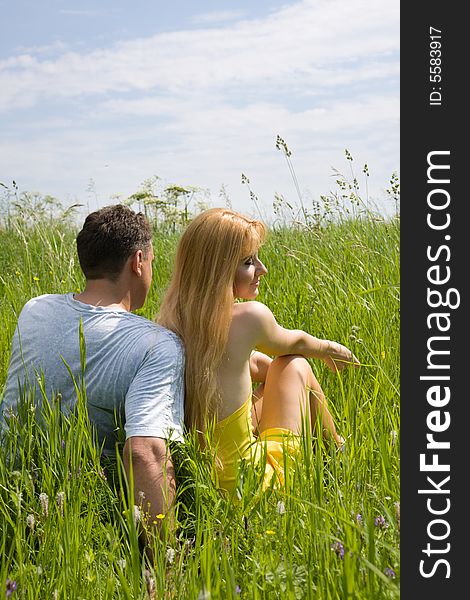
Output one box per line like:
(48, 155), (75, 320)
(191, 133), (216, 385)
(216, 303), (257, 420)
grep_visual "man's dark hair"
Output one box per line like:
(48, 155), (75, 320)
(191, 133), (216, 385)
(76, 204), (152, 281)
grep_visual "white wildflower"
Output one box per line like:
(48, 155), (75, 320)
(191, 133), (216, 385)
(133, 505), (141, 526)
(166, 547), (176, 564)
(39, 492), (49, 517)
(26, 513), (35, 530)
(144, 569), (156, 600)
(56, 491), (65, 515)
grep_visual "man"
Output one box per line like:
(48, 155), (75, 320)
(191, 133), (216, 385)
(1, 204), (184, 530)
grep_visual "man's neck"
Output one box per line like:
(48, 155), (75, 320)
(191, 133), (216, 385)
(74, 279), (132, 312)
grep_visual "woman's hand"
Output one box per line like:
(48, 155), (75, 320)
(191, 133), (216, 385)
(322, 340), (360, 373)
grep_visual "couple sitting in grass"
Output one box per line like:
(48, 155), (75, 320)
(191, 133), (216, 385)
(158, 207), (359, 493)
(1, 204), (359, 534)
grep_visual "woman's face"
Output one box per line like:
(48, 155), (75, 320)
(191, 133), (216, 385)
(233, 253), (267, 299)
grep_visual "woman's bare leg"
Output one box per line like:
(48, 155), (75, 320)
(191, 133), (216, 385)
(257, 355), (343, 446)
(307, 367), (344, 447)
(249, 351), (271, 434)
(251, 384), (264, 434)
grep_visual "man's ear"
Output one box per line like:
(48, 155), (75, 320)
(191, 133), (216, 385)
(131, 249), (144, 276)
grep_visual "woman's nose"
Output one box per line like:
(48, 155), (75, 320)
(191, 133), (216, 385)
(256, 260), (267, 275)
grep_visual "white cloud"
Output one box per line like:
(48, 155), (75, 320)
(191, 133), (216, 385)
(0, 0), (399, 217)
(15, 40), (69, 56)
(0, 0), (398, 110)
(190, 10), (248, 24)
(59, 9), (101, 17)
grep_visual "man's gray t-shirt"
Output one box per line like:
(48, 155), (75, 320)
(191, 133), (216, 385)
(1, 294), (184, 456)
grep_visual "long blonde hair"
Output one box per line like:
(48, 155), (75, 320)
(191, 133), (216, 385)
(157, 208), (266, 435)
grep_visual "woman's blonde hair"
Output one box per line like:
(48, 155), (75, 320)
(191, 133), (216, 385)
(157, 208), (266, 436)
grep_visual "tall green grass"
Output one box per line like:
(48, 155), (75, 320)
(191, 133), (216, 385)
(0, 213), (399, 599)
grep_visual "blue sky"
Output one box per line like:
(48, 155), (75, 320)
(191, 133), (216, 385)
(0, 0), (399, 221)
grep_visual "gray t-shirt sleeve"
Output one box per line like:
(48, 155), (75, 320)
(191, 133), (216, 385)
(124, 333), (185, 441)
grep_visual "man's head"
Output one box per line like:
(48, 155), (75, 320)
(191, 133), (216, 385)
(76, 204), (152, 282)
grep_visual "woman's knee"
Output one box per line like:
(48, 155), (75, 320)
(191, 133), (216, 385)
(260, 356), (314, 432)
(269, 355), (312, 382)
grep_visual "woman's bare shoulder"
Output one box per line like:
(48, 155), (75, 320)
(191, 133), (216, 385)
(231, 302), (275, 342)
(232, 301), (272, 319)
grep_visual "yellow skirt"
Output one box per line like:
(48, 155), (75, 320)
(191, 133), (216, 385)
(213, 395), (300, 494)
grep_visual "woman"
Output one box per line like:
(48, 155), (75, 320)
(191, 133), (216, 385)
(158, 208), (359, 494)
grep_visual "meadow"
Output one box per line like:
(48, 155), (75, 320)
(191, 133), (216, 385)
(0, 195), (400, 599)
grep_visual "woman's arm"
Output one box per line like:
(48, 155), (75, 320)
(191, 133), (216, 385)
(249, 350), (273, 383)
(243, 301), (359, 372)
